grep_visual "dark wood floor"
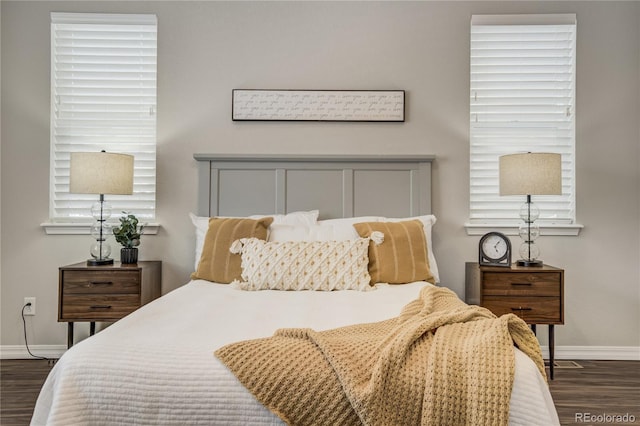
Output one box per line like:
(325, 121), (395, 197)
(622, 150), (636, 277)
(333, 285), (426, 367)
(1, 360), (55, 426)
(2, 359), (639, 425)
(549, 360), (640, 425)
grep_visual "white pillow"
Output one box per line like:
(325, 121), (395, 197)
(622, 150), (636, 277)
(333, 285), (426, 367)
(267, 219), (377, 242)
(230, 237), (373, 291)
(313, 216), (383, 241)
(190, 210), (319, 271)
(267, 223), (314, 242)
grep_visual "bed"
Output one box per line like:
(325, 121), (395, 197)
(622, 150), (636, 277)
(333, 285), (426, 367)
(32, 155), (559, 425)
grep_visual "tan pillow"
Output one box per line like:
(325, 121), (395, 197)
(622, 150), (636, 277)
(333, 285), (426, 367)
(353, 219), (435, 284)
(191, 217), (273, 283)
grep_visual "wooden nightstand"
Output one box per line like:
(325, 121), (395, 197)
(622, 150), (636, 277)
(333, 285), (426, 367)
(465, 262), (564, 379)
(58, 261), (162, 348)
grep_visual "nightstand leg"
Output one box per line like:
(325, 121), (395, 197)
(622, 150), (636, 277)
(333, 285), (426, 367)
(549, 325), (555, 380)
(67, 323), (74, 349)
(90, 322), (96, 336)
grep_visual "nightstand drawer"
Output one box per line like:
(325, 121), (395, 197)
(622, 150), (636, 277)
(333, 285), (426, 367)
(483, 296), (562, 323)
(62, 270), (140, 294)
(483, 272), (561, 296)
(60, 294), (140, 320)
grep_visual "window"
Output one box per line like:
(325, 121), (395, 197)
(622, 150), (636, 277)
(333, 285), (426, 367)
(468, 14), (581, 235)
(49, 13), (157, 226)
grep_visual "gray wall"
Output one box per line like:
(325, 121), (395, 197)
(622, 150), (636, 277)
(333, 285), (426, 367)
(2, 1), (639, 355)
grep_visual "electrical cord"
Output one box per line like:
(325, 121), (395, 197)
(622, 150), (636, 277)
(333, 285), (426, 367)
(21, 303), (56, 365)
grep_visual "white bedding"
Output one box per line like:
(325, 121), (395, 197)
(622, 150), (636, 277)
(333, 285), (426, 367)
(32, 280), (559, 425)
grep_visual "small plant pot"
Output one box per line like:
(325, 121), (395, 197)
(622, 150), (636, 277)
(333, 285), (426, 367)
(120, 248), (138, 264)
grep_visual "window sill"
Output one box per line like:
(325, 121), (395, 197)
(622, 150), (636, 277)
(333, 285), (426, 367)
(41, 222), (160, 235)
(464, 222), (583, 236)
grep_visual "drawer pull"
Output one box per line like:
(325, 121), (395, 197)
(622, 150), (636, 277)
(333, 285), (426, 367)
(511, 307), (532, 311)
(90, 281), (113, 286)
(89, 305), (112, 310)
(510, 282), (532, 286)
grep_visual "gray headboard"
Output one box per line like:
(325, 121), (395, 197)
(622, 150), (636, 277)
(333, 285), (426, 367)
(194, 154), (434, 220)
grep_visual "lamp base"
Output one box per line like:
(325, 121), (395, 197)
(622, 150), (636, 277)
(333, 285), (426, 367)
(86, 258), (114, 266)
(517, 259), (543, 267)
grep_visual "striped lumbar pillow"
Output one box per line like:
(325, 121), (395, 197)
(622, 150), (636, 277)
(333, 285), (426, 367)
(353, 219), (435, 284)
(191, 217), (273, 283)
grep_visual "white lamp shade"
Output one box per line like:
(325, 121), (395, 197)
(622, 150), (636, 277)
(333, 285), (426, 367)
(69, 152), (134, 195)
(499, 152), (562, 196)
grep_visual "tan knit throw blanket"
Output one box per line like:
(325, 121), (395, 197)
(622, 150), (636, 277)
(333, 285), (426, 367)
(215, 286), (546, 426)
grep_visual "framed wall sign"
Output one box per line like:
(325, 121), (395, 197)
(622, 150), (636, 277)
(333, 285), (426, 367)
(232, 89), (405, 122)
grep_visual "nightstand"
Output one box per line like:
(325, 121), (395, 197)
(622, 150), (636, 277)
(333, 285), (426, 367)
(58, 261), (162, 348)
(465, 262), (564, 379)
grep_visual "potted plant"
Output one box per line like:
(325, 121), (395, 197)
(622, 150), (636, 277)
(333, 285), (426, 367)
(113, 212), (144, 264)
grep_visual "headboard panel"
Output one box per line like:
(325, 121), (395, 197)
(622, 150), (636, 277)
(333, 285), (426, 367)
(194, 154), (434, 219)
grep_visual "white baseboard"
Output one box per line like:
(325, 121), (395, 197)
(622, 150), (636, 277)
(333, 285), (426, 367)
(1, 345), (67, 360)
(540, 346), (640, 361)
(2, 344), (639, 361)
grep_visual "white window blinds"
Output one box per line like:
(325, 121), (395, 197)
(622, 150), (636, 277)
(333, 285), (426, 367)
(50, 13), (157, 221)
(469, 14), (576, 225)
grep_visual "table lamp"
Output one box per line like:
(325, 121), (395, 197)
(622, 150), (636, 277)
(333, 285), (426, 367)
(69, 151), (134, 265)
(499, 152), (562, 266)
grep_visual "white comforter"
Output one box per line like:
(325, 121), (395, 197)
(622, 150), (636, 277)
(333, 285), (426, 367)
(32, 280), (559, 425)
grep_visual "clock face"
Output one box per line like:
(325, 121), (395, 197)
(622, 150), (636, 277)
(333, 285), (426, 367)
(481, 233), (509, 261)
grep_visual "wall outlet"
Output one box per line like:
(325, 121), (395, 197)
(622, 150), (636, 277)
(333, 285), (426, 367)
(24, 297), (36, 316)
